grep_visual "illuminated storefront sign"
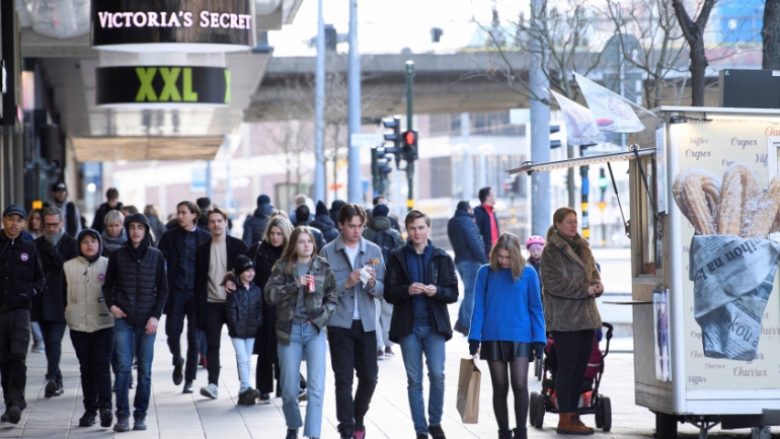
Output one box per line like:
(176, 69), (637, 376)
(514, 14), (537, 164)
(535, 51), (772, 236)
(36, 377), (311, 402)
(96, 66), (231, 106)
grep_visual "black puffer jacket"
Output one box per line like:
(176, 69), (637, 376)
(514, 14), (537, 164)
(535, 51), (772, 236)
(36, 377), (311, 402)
(34, 234), (78, 322)
(0, 231), (45, 310)
(103, 217), (168, 327)
(227, 282), (263, 338)
(311, 214), (338, 244)
(242, 203), (273, 247)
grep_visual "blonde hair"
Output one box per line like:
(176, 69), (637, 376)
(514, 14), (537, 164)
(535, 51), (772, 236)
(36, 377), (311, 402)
(489, 232), (526, 281)
(104, 209), (125, 227)
(278, 226), (318, 275)
(263, 216), (293, 246)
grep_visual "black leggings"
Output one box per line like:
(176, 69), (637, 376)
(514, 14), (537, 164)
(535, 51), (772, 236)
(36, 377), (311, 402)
(552, 329), (594, 412)
(487, 358), (530, 431)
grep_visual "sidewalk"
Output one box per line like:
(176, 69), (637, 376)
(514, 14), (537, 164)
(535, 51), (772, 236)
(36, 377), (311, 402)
(0, 324), (767, 438)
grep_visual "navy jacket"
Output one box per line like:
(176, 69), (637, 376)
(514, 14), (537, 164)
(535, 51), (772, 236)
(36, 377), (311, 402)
(242, 204), (273, 247)
(447, 208), (488, 265)
(158, 226), (211, 313)
(0, 231), (45, 310)
(227, 282), (263, 338)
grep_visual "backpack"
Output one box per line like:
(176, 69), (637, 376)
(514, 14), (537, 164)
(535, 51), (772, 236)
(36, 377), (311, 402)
(372, 229), (398, 265)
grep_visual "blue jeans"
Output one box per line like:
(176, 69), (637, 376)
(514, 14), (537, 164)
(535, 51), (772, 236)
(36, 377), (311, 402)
(114, 318), (156, 419)
(455, 261), (482, 334)
(399, 324), (446, 435)
(231, 337), (255, 392)
(278, 323), (326, 438)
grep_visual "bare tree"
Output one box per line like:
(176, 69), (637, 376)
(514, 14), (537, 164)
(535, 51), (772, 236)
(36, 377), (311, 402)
(672, 0), (717, 106)
(763, 0), (780, 69)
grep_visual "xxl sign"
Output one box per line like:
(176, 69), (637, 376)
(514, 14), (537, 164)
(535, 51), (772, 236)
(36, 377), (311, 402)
(92, 0), (254, 51)
(96, 66), (231, 105)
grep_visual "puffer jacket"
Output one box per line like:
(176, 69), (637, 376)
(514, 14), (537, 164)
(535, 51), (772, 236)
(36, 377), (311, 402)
(540, 229), (602, 332)
(64, 253), (113, 332)
(265, 256), (337, 346)
(311, 214), (338, 243)
(103, 239), (168, 327)
(227, 282), (262, 338)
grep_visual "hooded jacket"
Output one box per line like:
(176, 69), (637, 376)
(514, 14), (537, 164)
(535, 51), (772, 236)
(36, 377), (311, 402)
(102, 214), (169, 327)
(540, 228), (602, 332)
(227, 281), (263, 338)
(64, 229), (113, 333)
(0, 230), (45, 310)
(447, 207), (488, 264)
(242, 203), (273, 247)
(311, 202), (339, 243)
(34, 231), (78, 322)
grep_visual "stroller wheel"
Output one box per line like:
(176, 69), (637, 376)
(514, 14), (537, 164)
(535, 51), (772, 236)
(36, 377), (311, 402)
(530, 391), (545, 429)
(598, 396), (612, 432)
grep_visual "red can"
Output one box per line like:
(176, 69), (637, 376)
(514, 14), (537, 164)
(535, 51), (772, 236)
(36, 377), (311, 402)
(307, 275), (316, 293)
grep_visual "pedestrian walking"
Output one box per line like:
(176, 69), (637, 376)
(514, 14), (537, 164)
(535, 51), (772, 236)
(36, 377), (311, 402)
(64, 229), (115, 428)
(474, 186), (500, 256)
(447, 201), (488, 336)
(91, 188), (122, 233)
(224, 254), (263, 406)
(0, 204), (45, 424)
(101, 209), (126, 256)
(25, 208), (45, 353)
(157, 201), (210, 394)
(143, 205), (167, 245)
(48, 182), (81, 237)
(265, 226), (337, 439)
(525, 235), (545, 286)
(311, 201), (338, 244)
(103, 213), (168, 432)
(468, 233), (546, 439)
(195, 207), (248, 399)
(319, 203), (385, 439)
(540, 207), (603, 435)
(384, 210), (459, 439)
(34, 206), (78, 398)
(243, 194), (273, 247)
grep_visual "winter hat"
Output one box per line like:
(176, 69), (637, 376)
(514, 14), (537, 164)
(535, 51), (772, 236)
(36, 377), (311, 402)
(234, 254), (255, 277)
(124, 213), (151, 233)
(315, 201), (328, 216)
(526, 235), (545, 249)
(76, 229), (103, 259)
(2, 204), (26, 218)
(257, 194), (271, 206)
(373, 204), (389, 218)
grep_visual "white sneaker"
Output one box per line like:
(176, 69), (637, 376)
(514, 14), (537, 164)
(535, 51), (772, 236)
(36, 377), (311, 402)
(377, 349), (385, 361)
(200, 383), (218, 399)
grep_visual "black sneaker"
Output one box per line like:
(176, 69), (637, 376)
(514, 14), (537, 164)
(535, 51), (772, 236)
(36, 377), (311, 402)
(428, 425), (446, 439)
(286, 429), (298, 439)
(258, 392), (271, 405)
(113, 417), (130, 432)
(99, 408), (112, 428)
(0, 412), (8, 422)
(172, 358), (184, 385)
(6, 406), (21, 424)
(133, 416), (146, 431)
(44, 380), (63, 398)
(78, 412), (96, 427)
(182, 380), (193, 394)
(416, 435), (428, 439)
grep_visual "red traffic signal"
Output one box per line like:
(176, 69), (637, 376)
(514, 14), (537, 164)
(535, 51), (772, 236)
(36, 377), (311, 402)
(403, 130), (417, 146)
(402, 129), (418, 161)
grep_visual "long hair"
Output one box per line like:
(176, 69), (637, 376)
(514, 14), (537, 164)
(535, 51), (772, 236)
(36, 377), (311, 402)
(547, 207), (577, 241)
(263, 216), (293, 247)
(489, 232), (526, 281)
(278, 226), (318, 275)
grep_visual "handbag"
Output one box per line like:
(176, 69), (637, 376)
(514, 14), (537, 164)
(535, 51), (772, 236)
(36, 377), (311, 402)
(456, 357), (481, 423)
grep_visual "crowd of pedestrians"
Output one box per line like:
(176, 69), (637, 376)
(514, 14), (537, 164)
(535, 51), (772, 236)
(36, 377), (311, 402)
(0, 184), (603, 439)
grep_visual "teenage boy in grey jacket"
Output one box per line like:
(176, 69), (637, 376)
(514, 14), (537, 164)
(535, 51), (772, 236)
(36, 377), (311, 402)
(319, 204), (385, 439)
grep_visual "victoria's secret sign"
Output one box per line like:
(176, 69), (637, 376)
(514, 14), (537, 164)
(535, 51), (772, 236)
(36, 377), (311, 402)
(92, 0), (254, 51)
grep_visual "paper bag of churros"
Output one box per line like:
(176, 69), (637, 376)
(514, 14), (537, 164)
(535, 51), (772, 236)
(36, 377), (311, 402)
(673, 163), (780, 361)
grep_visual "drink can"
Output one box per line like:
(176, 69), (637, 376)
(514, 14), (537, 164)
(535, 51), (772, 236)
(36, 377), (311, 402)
(307, 275), (315, 293)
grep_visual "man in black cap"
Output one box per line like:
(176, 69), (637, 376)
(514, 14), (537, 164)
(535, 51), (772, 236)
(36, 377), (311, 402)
(242, 194), (273, 247)
(49, 181), (81, 238)
(0, 204), (45, 424)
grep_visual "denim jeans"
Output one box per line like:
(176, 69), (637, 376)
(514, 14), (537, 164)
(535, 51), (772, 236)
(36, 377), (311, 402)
(0, 309), (30, 410)
(39, 320), (67, 381)
(165, 291), (198, 382)
(70, 327), (114, 413)
(455, 261), (482, 334)
(399, 323), (446, 435)
(374, 298), (393, 350)
(278, 323), (326, 438)
(114, 318), (156, 419)
(231, 337), (255, 392)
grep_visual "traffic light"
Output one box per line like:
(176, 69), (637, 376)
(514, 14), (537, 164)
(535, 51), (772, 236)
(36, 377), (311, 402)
(402, 129), (418, 161)
(598, 167), (608, 202)
(382, 117), (402, 168)
(550, 124), (561, 149)
(371, 146), (394, 196)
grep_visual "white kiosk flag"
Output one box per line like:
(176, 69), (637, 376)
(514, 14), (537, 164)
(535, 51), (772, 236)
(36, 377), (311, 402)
(574, 72), (644, 133)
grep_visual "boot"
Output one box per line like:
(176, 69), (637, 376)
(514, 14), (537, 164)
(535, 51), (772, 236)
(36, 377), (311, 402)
(498, 429), (513, 439)
(556, 412), (594, 435)
(572, 414), (594, 434)
(512, 427), (527, 439)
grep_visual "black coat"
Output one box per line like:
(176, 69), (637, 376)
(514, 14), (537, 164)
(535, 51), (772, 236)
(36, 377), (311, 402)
(447, 209), (488, 265)
(227, 282), (263, 338)
(242, 204), (273, 247)
(311, 214), (339, 243)
(384, 244), (459, 343)
(247, 241), (283, 358)
(195, 235), (248, 329)
(103, 240), (168, 327)
(157, 226), (211, 314)
(91, 202), (122, 233)
(33, 235), (78, 322)
(474, 205), (499, 257)
(0, 231), (45, 310)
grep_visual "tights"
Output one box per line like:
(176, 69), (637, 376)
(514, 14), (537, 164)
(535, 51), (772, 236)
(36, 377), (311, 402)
(487, 358), (529, 431)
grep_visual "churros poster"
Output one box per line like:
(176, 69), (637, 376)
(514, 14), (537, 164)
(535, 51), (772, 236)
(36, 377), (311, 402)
(670, 117), (780, 391)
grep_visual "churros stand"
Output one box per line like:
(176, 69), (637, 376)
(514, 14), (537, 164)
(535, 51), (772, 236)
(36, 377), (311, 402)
(510, 107), (780, 439)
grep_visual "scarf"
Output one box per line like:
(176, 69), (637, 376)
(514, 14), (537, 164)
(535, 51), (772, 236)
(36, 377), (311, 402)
(548, 226), (597, 283)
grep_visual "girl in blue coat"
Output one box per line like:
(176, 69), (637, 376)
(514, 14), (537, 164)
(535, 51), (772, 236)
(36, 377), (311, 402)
(468, 233), (546, 439)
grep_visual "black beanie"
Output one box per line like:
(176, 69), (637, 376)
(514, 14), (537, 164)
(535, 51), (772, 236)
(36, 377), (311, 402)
(372, 204), (389, 217)
(315, 201), (328, 216)
(234, 254), (255, 277)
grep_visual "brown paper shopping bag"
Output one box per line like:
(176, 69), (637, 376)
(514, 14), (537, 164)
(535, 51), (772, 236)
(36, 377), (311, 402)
(456, 357), (481, 424)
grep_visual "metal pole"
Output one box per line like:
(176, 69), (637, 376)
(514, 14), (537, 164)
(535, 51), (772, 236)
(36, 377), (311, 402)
(313, 0), (326, 203)
(405, 60), (415, 211)
(460, 113), (473, 200)
(530, 0), (551, 236)
(347, 0), (361, 203)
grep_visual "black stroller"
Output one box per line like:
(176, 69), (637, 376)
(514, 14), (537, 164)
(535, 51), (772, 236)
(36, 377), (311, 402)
(529, 322), (614, 432)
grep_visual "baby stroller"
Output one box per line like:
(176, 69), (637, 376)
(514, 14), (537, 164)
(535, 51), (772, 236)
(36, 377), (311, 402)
(529, 322), (614, 432)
